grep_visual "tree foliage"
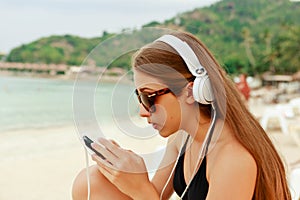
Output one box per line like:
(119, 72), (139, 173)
(6, 35), (103, 65)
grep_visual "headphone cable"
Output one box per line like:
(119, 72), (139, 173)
(180, 104), (217, 198)
(84, 147), (91, 200)
(160, 104), (217, 199)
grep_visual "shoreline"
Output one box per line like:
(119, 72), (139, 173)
(0, 69), (131, 83)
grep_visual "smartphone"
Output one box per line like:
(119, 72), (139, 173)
(82, 135), (106, 160)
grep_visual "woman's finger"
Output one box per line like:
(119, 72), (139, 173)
(91, 142), (119, 165)
(96, 160), (117, 183)
(92, 153), (114, 168)
(109, 139), (120, 147)
(97, 138), (127, 158)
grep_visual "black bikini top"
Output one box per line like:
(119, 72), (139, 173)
(173, 136), (209, 199)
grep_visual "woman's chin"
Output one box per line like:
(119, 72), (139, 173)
(158, 129), (177, 138)
(158, 129), (168, 138)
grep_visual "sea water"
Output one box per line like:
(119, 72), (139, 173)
(0, 75), (139, 132)
(0, 75), (171, 172)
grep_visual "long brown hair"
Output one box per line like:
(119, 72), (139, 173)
(133, 31), (291, 200)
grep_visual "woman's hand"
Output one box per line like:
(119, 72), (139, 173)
(91, 138), (159, 200)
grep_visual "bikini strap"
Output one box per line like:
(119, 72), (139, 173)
(179, 134), (190, 156)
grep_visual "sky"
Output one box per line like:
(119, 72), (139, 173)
(0, 0), (220, 53)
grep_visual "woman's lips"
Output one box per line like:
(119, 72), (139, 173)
(148, 121), (160, 130)
(152, 123), (159, 130)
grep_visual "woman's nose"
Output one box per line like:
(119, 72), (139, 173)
(139, 104), (151, 117)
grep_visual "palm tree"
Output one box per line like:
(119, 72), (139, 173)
(278, 26), (300, 73)
(242, 27), (256, 74)
(261, 30), (279, 73)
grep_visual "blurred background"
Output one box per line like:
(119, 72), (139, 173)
(0, 0), (300, 199)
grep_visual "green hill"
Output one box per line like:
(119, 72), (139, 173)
(6, 0), (300, 75)
(6, 34), (107, 65)
(154, 0), (300, 74)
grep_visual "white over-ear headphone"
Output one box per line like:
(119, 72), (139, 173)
(156, 34), (214, 104)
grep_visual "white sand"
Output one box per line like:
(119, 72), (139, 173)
(0, 123), (168, 200)
(0, 125), (85, 200)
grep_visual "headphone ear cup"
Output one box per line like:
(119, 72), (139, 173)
(193, 76), (214, 104)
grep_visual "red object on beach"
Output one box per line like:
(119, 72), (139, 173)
(236, 74), (251, 101)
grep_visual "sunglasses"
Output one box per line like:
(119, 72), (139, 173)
(135, 88), (172, 113)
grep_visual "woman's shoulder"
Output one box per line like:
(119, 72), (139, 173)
(215, 141), (256, 171)
(206, 139), (257, 198)
(208, 124), (257, 175)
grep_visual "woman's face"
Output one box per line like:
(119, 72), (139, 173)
(134, 70), (182, 137)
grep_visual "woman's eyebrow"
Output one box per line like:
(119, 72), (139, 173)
(139, 87), (155, 92)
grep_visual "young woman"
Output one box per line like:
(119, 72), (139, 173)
(72, 31), (291, 200)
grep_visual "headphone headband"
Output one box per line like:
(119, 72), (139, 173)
(156, 35), (207, 77)
(155, 34), (214, 104)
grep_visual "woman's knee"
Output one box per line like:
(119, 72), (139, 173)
(72, 166), (91, 200)
(72, 165), (131, 200)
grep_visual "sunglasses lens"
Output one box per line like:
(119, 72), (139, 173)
(135, 88), (170, 113)
(140, 94), (155, 112)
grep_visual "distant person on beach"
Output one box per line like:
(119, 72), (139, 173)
(72, 31), (291, 199)
(236, 73), (251, 106)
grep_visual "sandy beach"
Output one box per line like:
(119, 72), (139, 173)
(0, 122), (168, 200)
(0, 97), (300, 200)
(0, 125), (85, 200)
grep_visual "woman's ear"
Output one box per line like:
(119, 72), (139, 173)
(185, 82), (196, 104)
